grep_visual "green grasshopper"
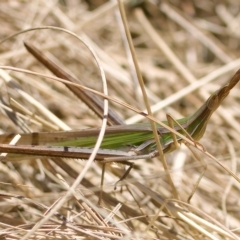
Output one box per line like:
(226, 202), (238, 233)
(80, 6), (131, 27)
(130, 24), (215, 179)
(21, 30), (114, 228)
(0, 43), (240, 201)
(0, 63), (239, 159)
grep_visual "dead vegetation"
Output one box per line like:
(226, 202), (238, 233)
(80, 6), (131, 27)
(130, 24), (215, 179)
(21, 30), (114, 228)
(0, 0), (240, 239)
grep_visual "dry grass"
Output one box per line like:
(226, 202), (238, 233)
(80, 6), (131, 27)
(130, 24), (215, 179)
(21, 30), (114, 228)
(0, 0), (240, 239)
